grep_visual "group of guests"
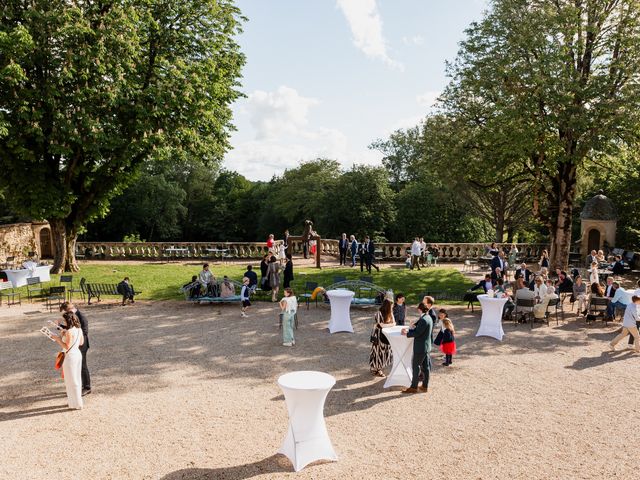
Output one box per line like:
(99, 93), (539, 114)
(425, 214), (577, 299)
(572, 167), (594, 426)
(406, 238), (440, 270)
(336, 233), (380, 273)
(369, 294), (457, 394)
(45, 302), (91, 410)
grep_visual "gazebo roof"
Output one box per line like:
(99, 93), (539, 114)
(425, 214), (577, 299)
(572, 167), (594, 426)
(580, 190), (617, 221)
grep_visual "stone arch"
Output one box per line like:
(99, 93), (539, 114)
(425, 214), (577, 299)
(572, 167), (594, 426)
(587, 228), (601, 253)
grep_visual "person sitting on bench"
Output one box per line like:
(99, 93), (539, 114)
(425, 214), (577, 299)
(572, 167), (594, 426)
(117, 277), (135, 305)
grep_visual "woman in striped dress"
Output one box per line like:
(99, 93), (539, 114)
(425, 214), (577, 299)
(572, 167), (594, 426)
(369, 299), (395, 377)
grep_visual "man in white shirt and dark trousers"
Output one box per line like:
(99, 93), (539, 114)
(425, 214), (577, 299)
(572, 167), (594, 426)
(610, 296), (640, 353)
(410, 238), (422, 271)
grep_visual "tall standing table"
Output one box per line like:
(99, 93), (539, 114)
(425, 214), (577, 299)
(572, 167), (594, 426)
(476, 294), (509, 341)
(326, 289), (355, 333)
(277, 371), (338, 472)
(381, 326), (413, 388)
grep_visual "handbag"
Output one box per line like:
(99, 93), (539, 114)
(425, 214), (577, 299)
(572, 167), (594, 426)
(369, 325), (379, 344)
(434, 330), (444, 346)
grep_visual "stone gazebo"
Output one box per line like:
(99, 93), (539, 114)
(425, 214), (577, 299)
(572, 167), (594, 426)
(580, 191), (617, 254)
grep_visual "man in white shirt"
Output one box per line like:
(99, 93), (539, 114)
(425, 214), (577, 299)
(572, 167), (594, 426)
(609, 295), (640, 353)
(198, 263), (217, 296)
(410, 238), (422, 271)
(606, 282), (632, 319)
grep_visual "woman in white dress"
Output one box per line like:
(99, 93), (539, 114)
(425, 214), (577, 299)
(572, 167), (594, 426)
(52, 312), (84, 409)
(589, 261), (599, 286)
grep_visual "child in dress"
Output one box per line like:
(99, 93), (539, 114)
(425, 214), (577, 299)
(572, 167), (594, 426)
(240, 277), (251, 318)
(439, 313), (456, 366)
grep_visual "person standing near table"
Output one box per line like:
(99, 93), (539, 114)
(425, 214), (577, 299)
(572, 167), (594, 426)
(401, 302), (433, 394)
(338, 233), (349, 266)
(60, 302), (91, 396)
(609, 296), (640, 353)
(280, 288), (298, 347)
(369, 299), (395, 377)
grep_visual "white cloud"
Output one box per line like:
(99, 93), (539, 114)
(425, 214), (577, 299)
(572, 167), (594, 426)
(227, 84), (385, 180)
(246, 86), (319, 140)
(402, 35), (425, 46)
(336, 0), (403, 70)
(416, 90), (441, 109)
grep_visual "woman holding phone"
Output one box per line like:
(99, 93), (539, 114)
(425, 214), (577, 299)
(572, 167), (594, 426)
(51, 312), (84, 409)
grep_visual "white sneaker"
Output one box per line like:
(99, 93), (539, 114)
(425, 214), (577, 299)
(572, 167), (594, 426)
(292, 340), (295, 345)
(283, 342), (292, 347)
(241, 313), (248, 318)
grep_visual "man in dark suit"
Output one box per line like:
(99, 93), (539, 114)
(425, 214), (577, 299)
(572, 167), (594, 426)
(490, 251), (506, 281)
(586, 250), (597, 268)
(401, 302), (433, 394)
(610, 255), (625, 275)
(243, 265), (258, 291)
(365, 236), (380, 272)
(359, 239), (368, 272)
(338, 233), (349, 265)
(463, 274), (494, 308)
(117, 277), (135, 305)
(515, 263), (532, 284)
(60, 302), (91, 395)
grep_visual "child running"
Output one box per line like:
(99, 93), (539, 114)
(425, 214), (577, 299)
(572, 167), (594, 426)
(438, 309), (457, 366)
(240, 277), (251, 318)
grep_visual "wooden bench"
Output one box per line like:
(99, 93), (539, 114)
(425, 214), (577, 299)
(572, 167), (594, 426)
(86, 282), (140, 305)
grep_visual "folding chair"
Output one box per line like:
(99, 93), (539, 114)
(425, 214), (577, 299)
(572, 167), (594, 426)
(545, 297), (561, 326)
(587, 297), (609, 325)
(60, 275), (84, 302)
(0, 281), (21, 307)
(27, 277), (44, 302)
(45, 286), (66, 312)
(299, 282), (318, 310)
(514, 297), (534, 326)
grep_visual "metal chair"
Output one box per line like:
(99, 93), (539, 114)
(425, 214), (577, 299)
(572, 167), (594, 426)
(545, 297), (561, 325)
(60, 275), (84, 301)
(27, 277), (44, 302)
(1, 256), (15, 270)
(45, 286), (66, 312)
(514, 297), (534, 325)
(333, 276), (347, 284)
(300, 282), (318, 310)
(359, 276), (374, 298)
(0, 281), (21, 307)
(587, 296), (609, 325)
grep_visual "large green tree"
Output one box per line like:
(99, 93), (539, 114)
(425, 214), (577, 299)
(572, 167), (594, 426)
(442, 0), (640, 267)
(0, 0), (245, 271)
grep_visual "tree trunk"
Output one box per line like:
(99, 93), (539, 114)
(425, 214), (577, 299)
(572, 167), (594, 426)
(548, 164), (577, 270)
(50, 219), (67, 274)
(50, 219), (79, 273)
(494, 191), (505, 243)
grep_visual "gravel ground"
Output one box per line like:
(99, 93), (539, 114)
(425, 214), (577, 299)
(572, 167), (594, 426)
(0, 297), (638, 479)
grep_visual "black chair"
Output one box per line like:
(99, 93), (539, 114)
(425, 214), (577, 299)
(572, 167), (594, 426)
(27, 277), (44, 302)
(45, 286), (66, 312)
(1, 256), (15, 270)
(544, 297), (561, 326)
(587, 296), (609, 325)
(0, 281), (21, 307)
(514, 297), (534, 325)
(60, 275), (84, 302)
(300, 282), (319, 310)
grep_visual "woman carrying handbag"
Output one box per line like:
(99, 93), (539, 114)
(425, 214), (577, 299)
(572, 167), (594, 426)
(51, 312), (85, 410)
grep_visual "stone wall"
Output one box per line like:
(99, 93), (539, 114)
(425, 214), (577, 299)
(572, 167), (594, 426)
(0, 223), (38, 265)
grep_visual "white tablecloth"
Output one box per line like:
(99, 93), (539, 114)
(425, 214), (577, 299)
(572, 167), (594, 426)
(2, 265), (51, 287)
(277, 371), (338, 472)
(326, 289), (355, 333)
(476, 294), (508, 341)
(382, 326), (413, 388)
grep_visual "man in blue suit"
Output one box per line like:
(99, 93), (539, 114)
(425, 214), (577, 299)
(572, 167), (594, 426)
(491, 250), (506, 282)
(338, 233), (349, 265)
(401, 302), (433, 394)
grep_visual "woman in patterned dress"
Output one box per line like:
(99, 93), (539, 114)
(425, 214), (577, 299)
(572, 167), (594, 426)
(369, 299), (395, 377)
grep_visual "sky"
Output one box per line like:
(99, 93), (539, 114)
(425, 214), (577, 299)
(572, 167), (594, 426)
(223, 0), (489, 181)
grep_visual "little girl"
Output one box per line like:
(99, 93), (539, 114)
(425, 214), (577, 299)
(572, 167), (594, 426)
(240, 277), (251, 318)
(438, 311), (456, 366)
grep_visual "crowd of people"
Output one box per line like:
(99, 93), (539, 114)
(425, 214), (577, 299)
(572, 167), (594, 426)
(406, 238), (440, 270)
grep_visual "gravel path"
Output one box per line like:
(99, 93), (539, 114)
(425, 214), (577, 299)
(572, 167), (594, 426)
(0, 299), (638, 479)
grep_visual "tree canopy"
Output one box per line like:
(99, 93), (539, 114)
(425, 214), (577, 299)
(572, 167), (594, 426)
(0, 0), (245, 271)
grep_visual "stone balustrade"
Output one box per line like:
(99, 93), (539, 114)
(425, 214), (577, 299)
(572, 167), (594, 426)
(76, 240), (550, 263)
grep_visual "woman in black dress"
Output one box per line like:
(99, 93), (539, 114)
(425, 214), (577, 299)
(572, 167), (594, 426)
(283, 255), (294, 288)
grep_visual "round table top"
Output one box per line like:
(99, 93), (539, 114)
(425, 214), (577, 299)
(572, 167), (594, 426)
(381, 325), (405, 337)
(477, 294), (509, 303)
(278, 371), (336, 390)
(326, 289), (355, 298)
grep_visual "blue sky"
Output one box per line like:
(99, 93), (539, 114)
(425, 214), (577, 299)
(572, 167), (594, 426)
(224, 0), (489, 181)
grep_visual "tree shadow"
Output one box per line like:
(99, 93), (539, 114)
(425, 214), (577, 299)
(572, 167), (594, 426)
(158, 454), (296, 479)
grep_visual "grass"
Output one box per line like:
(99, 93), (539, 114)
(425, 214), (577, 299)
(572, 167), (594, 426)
(5, 262), (475, 305)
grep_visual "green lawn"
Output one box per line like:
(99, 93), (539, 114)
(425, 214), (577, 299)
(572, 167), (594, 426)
(8, 262), (475, 305)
